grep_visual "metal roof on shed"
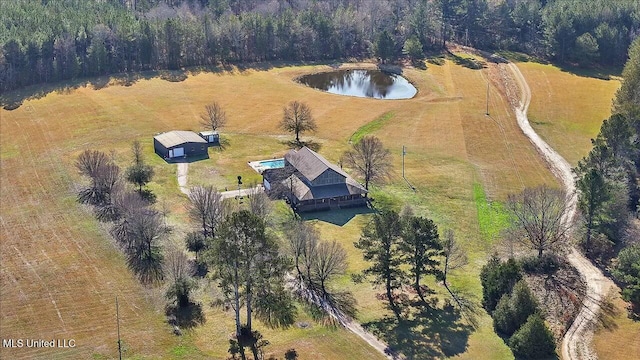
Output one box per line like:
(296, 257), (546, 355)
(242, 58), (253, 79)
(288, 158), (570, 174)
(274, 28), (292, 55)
(154, 131), (207, 148)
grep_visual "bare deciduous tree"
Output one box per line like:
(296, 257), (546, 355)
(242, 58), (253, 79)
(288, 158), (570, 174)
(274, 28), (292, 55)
(200, 101), (227, 132)
(164, 244), (196, 307)
(312, 240), (347, 294)
(131, 139), (143, 165)
(280, 101), (316, 144)
(285, 219), (319, 285)
(246, 184), (272, 219)
(440, 229), (477, 326)
(187, 185), (225, 238)
(76, 149), (122, 206)
(124, 208), (165, 284)
(506, 186), (570, 258)
(342, 135), (392, 191)
(76, 149), (110, 179)
(78, 162), (121, 206)
(441, 229), (467, 289)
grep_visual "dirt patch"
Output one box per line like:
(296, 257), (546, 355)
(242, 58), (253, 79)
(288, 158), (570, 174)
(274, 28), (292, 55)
(524, 263), (587, 342)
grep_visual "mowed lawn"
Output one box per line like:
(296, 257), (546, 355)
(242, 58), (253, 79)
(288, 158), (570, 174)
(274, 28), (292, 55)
(1, 56), (575, 359)
(518, 62), (621, 166)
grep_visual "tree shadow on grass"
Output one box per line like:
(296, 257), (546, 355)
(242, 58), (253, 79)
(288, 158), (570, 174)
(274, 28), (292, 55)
(300, 206), (375, 226)
(3, 58), (369, 111)
(597, 293), (621, 331)
(281, 139), (322, 152)
(162, 153), (210, 164)
(363, 300), (473, 359)
(166, 302), (206, 330)
(447, 52), (487, 70)
(1, 70), (184, 110)
(555, 62), (622, 80)
(215, 136), (231, 151)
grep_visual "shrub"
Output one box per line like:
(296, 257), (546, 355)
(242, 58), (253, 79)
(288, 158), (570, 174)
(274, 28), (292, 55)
(166, 277), (197, 308)
(480, 255), (522, 312)
(285, 349), (298, 360)
(520, 254), (560, 274)
(493, 294), (516, 335)
(185, 231), (206, 262)
(493, 281), (539, 336)
(509, 314), (556, 359)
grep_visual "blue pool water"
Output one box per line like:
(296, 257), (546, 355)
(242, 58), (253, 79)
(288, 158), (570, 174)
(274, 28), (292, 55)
(259, 159), (285, 169)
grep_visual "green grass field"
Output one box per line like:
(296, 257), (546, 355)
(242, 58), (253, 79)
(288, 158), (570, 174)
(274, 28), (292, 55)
(0, 56), (622, 359)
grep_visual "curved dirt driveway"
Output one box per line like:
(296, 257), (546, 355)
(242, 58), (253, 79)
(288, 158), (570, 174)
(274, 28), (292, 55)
(507, 62), (614, 360)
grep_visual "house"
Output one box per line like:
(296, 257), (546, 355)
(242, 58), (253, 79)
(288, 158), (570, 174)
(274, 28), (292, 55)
(198, 130), (220, 145)
(263, 147), (367, 212)
(153, 131), (208, 159)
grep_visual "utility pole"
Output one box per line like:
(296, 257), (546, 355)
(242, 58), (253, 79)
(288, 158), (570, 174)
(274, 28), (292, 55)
(116, 296), (122, 360)
(401, 145), (416, 192)
(402, 145), (406, 178)
(486, 82), (490, 116)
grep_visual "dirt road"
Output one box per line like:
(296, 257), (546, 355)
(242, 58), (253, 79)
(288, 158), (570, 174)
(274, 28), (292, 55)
(507, 62), (614, 360)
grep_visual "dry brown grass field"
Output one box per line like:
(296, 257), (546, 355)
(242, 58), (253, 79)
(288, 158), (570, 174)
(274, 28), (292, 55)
(0, 55), (621, 359)
(517, 62), (640, 359)
(518, 62), (621, 166)
(593, 287), (640, 359)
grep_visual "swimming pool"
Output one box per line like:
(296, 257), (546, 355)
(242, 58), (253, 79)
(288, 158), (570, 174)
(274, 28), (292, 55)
(248, 158), (285, 173)
(259, 159), (285, 169)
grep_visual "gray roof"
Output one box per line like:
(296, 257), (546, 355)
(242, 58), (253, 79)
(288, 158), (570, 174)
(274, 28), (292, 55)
(154, 131), (207, 148)
(287, 174), (367, 201)
(282, 147), (367, 201)
(285, 147), (350, 181)
(199, 131), (219, 136)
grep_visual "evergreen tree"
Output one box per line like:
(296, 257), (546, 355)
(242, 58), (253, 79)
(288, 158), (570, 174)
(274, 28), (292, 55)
(355, 209), (405, 320)
(493, 280), (539, 336)
(400, 216), (442, 303)
(612, 245), (640, 314)
(480, 255), (522, 312)
(403, 35), (423, 62)
(125, 140), (154, 198)
(509, 314), (556, 359)
(375, 30), (395, 63)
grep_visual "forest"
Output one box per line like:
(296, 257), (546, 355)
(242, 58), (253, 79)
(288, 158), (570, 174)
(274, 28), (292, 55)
(1, 0), (639, 94)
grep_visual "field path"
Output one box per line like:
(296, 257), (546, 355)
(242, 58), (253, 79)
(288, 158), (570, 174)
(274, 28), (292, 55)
(177, 162), (189, 195)
(289, 275), (398, 359)
(507, 62), (615, 360)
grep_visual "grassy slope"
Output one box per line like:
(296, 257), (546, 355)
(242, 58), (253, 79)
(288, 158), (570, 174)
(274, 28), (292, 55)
(518, 62), (640, 359)
(593, 287), (640, 359)
(517, 62), (621, 166)
(0, 56), (587, 359)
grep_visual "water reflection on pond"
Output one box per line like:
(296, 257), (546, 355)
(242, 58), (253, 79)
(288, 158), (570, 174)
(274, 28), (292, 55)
(297, 69), (417, 99)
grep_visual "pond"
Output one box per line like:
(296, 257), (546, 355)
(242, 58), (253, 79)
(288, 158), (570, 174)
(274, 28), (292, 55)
(297, 69), (417, 99)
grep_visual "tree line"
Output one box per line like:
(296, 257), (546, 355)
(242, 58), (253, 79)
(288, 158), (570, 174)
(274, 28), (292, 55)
(75, 141), (164, 284)
(574, 36), (640, 314)
(2, 0), (639, 94)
